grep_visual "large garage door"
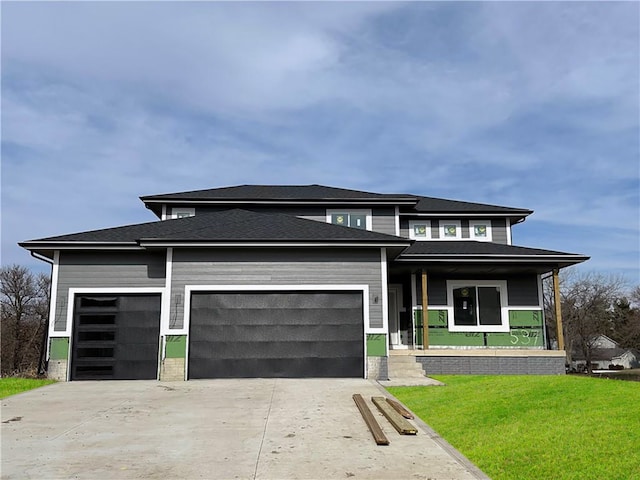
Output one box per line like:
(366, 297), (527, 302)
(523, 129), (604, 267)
(71, 294), (161, 380)
(189, 291), (364, 378)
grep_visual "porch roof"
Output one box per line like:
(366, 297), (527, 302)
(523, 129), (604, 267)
(393, 241), (589, 274)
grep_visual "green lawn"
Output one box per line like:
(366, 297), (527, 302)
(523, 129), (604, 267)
(0, 378), (56, 399)
(388, 376), (640, 480)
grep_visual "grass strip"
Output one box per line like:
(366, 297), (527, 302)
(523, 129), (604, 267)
(388, 375), (640, 480)
(0, 378), (56, 399)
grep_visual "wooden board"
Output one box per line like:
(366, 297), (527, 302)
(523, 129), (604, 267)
(386, 398), (414, 419)
(352, 394), (389, 445)
(371, 397), (418, 435)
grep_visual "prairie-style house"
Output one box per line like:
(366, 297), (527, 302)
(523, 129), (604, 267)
(20, 185), (588, 381)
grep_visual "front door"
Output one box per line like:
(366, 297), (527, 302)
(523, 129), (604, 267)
(388, 285), (406, 349)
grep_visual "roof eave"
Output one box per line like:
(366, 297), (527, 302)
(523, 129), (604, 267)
(137, 239), (411, 248)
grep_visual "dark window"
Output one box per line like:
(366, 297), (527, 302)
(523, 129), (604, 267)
(76, 347), (114, 358)
(330, 213), (367, 230)
(80, 297), (118, 308)
(453, 286), (503, 327)
(78, 315), (116, 325)
(78, 331), (116, 342)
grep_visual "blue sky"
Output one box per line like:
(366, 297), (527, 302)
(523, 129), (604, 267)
(2, 2), (639, 283)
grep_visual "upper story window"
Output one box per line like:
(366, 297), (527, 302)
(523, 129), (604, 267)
(326, 209), (372, 230)
(469, 220), (492, 242)
(172, 208), (195, 219)
(447, 280), (509, 333)
(409, 220), (431, 240)
(439, 220), (461, 240)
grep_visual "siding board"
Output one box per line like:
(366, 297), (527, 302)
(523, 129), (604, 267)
(171, 248), (383, 330)
(55, 252), (165, 331)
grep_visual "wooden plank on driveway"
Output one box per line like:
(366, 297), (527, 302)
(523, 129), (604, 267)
(371, 396), (417, 435)
(353, 394), (389, 445)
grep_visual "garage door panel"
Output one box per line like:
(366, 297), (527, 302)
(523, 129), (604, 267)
(190, 340), (362, 359)
(189, 291), (364, 378)
(189, 356), (364, 379)
(191, 307), (362, 327)
(191, 292), (363, 311)
(190, 324), (362, 343)
(71, 294), (160, 381)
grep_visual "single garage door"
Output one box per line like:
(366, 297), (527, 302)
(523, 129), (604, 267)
(189, 291), (364, 378)
(71, 294), (161, 380)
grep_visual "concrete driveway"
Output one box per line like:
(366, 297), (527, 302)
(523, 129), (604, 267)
(1, 379), (487, 480)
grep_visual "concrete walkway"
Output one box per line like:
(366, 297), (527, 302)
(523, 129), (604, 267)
(1, 379), (488, 480)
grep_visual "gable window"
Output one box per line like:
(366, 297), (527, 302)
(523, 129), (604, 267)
(326, 209), (371, 230)
(439, 220), (461, 240)
(172, 208), (195, 219)
(447, 280), (508, 332)
(470, 220), (492, 242)
(409, 220), (431, 240)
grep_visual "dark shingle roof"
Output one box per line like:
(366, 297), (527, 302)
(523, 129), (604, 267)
(141, 184), (417, 202)
(400, 241), (580, 257)
(21, 209), (409, 245)
(412, 196), (532, 214)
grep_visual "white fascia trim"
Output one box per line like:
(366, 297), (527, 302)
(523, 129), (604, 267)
(446, 280), (510, 333)
(394, 206), (400, 236)
(64, 287), (166, 338)
(25, 244), (142, 251)
(380, 248), (389, 341)
(160, 248), (173, 337)
(400, 212), (527, 217)
(508, 306), (544, 311)
(326, 209), (373, 231)
(138, 241), (408, 248)
(145, 200), (416, 206)
(396, 255), (585, 261)
(46, 251), (60, 358)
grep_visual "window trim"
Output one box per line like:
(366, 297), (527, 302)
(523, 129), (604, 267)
(172, 208), (195, 219)
(326, 209), (372, 231)
(439, 220), (462, 240)
(469, 220), (493, 242)
(446, 280), (509, 332)
(408, 220), (431, 240)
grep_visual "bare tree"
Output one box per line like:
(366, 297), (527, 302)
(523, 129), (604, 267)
(550, 270), (628, 373)
(1, 265), (51, 376)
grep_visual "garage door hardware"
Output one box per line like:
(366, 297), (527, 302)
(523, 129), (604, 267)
(385, 398), (414, 419)
(352, 394), (389, 446)
(371, 397), (418, 435)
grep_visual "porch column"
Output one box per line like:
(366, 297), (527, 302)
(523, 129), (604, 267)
(553, 268), (565, 351)
(421, 269), (429, 349)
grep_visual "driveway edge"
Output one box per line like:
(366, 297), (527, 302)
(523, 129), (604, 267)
(373, 380), (491, 480)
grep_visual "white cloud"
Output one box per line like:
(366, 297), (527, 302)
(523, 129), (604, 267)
(1, 1), (638, 278)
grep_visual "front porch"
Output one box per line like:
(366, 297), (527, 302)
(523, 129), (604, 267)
(388, 349), (567, 375)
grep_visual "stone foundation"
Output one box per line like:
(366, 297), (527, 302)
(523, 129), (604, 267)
(160, 357), (185, 381)
(366, 356), (388, 380)
(47, 360), (68, 381)
(415, 354), (565, 375)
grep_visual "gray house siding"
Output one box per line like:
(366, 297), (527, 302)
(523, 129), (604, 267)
(417, 274), (540, 307)
(175, 205), (396, 235)
(371, 207), (396, 236)
(191, 206), (325, 223)
(399, 218), (509, 242)
(54, 251), (166, 331)
(491, 219), (508, 244)
(170, 248), (384, 330)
